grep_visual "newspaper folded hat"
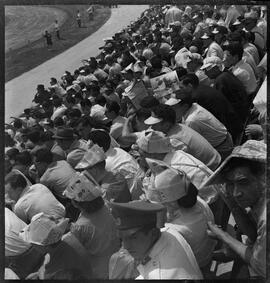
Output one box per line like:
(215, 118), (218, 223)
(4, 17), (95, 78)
(143, 158), (189, 203)
(75, 144), (106, 170)
(19, 213), (69, 246)
(201, 140), (266, 187)
(63, 173), (102, 201)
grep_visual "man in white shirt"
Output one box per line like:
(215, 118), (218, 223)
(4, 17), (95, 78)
(5, 171), (65, 224)
(223, 42), (257, 96)
(110, 200), (203, 279)
(201, 32), (224, 59)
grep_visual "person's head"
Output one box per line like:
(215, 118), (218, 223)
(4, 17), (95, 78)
(26, 130), (41, 145)
(52, 127), (76, 151)
(40, 130), (55, 149)
(105, 100), (121, 120)
(88, 129), (111, 152)
(193, 12), (203, 24)
(80, 98), (92, 115)
(5, 148), (19, 165)
(53, 116), (65, 127)
(5, 172), (28, 202)
(223, 42), (243, 68)
(212, 26), (228, 45)
(181, 32), (193, 48)
(110, 201), (164, 261)
(15, 151), (32, 167)
(75, 116), (97, 140)
(201, 56), (225, 79)
(203, 140), (266, 209)
(201, 32), (214, 48)
(144, 104), (176, 133)
(33, 148), (53, 177)
(139, 96), (160, 110)
(50, 77), (57, 86)
(222, 158), (265, 209)
(105, 54), (113, 65)
(178, 73), (199, 94)
(134, 108), (151, 132)
(150, 56), (163, 70)
(243, 12), (258, 31)
(95, 95), (107, 107)
(186, 53), (203, 72)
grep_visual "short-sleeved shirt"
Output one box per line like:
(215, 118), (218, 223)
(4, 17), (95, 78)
(14, 184), (65, 224)
(167, 124), (221, 171)
(5, 208), (31, 257)
(182, 103), (229, 149)
(164, 197), (217, 267)
(40, 160), (78, 198)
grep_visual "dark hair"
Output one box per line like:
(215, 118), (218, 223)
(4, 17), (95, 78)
(67, 108), (82, 119)
(223, 157), (265, 177)
(224, 42), (244, 61)
(106, 100), (121, 115)
(6, 148), (20, 160)
(15, 151), (32, 166)
(40, 130), (54, 142)
(150, 56), (163, 69)
(95, 95), (107, 106)
(53, 97), (63, 108)
(175, 67), (188, 80)
(35, 148), (53, 164)
(5, 133), (15, 147)
(152, 104), (176, 125)
(66, 95), (76, 105)
(53, 116), (65, 127)
(180, 73), (199, 88)
(177, 183), (198, 208)
(5, 171), (27, 188)
(139, 96), (160, 109)
(88, 130), (111, 152)
(13, 119), (23, 129)
(73, 196), (104, 214)
(80, 99), (92, 108)
(136, 108), (151, 122)
(27, 130), (41, 144)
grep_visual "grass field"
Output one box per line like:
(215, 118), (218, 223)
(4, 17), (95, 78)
(5, 5), (111, 82)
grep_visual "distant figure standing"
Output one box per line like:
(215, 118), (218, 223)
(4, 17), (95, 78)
(44, 30), (52, 49)
(54, 20), (60, 39)
(87, 5), (94, 21)
(76, 10), (82, 28)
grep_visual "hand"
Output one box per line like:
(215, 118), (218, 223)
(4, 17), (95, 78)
(207, 222), (226, 240)
(245, 124), (263, 138)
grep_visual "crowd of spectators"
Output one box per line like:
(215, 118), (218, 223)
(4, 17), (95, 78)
(4, 4), (267, 280)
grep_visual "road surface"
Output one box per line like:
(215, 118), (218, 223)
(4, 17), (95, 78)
(5, 5), (148, 122)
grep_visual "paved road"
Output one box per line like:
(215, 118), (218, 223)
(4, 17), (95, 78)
(5, 5), (148, 122)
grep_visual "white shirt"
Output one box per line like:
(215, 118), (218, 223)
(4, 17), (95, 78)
(206, 41), (224, 60)
(14, 184), (66, 224)
(136, 230), (202, 279)
(230, 59), (257, 94)
(110, 116), (130, 148)
(5, 208), (31, 257)
(182, 103), (228, 149)
(163, 150), (218, 204)
(165, 197), (217, 267)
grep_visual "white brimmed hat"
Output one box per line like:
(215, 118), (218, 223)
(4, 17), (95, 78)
(144, 116), (163, 125)
(165, 97), (182, 106)
(144, 158), (190, 203)
(19, 213), (69, 246)
(201, 56), (224, 70)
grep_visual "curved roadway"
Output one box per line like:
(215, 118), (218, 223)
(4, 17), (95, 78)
(5, 5), (148, 122)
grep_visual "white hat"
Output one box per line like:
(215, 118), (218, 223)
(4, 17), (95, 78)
(212, 27), (219, 34)
(19, 213), (69, 246)
(165, 97), (182, 106)
(144, 158), (190, 203)
(201, 33), (210, 39)
(144, 116), (163, 125)
(63, 173), (102, 202)
(232, 19), (242, 26)
(137, 130), (172, 154)
(201, 56), (224, 70)
(75, 144), (106, 170)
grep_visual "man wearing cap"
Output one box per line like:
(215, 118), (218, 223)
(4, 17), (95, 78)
(5, 171), (66, 224)
(110, 200), (203, 279)
(52, 127), (88, 168)
(201, 32), (224, 59)
(204, 140), (266, 278)
(143, 160), (217, 273)
(136, 130), (218, 204)
(144, 104), (221, 171)
(63, 174), (120, 278)
(75, 143), (131, 203)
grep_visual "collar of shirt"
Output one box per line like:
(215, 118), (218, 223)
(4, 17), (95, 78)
(182, 103), (196, 122)
(230, 59), (244, 72)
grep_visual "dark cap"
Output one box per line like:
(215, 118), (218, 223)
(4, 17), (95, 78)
(110, 200), (165, 230)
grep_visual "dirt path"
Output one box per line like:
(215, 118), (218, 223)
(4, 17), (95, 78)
(5, 5), (148, 122)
